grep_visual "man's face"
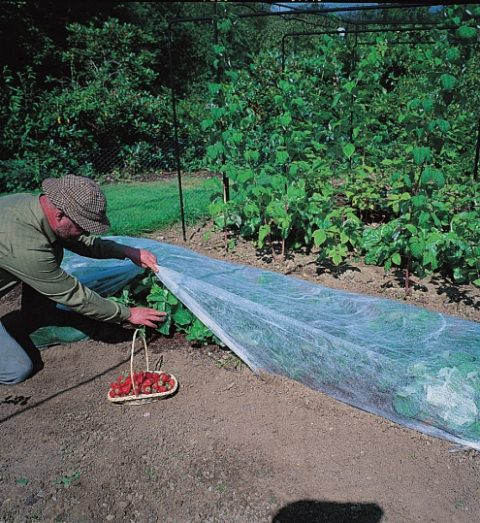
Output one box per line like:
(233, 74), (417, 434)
(55, 214), (86, 240)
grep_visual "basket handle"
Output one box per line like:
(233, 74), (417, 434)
(130, 329), (149, 395)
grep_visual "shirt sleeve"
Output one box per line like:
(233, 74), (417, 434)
(62, 235), (128, 260)
(3, 246), (131, 323)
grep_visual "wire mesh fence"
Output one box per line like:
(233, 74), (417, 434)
(80, 134), (207, 178)
(0, 133), (207, 193)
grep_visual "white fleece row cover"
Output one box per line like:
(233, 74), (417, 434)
(64, 236), (480, 450)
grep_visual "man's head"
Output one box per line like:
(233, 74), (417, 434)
(41, 175), (110, 239)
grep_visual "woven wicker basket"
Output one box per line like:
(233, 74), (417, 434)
(108, 329), (178, 405)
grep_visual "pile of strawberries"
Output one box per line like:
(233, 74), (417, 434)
(108, 371), (176, 398)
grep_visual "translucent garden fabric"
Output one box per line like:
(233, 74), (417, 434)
(62, 237), (480, 449)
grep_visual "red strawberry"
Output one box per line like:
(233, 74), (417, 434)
(109, 390), (117, 398)
(142, 385), (152, 395)
(121, 383), (132, 395)
(157, 385), (167, 393)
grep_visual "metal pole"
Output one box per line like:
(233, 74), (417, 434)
(213, 1), (230, 204)
(474, 116), (480, 181)
(168, 23), (186, 242)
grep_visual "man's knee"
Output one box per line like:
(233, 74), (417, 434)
(0, 320), (34, 384)
(1, 358), (34, 384)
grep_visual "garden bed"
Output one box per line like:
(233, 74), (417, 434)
(0, 223), (479, 523)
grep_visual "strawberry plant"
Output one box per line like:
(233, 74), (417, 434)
(110, 272), (221, 346)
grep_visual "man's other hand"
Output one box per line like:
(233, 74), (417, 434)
(128, 307), (167, 328)
(124, 247), (159, 273)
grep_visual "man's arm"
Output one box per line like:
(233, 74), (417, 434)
(62, 235), (129, 260)
(64, 237), (159, 272)
(4, 250), (130, 323)
(5, 249), (166, 328)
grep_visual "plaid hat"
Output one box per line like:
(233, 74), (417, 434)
(42, 175), (110, 234)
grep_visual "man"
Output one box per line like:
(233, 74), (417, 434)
(0, 174), (166, 384)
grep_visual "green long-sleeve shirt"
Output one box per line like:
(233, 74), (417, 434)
(0, 193), (130, 323)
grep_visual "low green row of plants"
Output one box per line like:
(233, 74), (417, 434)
(110, 271), (221, 346)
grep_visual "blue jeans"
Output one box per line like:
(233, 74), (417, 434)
(0, 320), (34, 384)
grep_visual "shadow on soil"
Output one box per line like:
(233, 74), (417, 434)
(0, 349), (147, 426)
(316, 260), (361, 278)
(272, 499), (383, 523)
(431, 276), (480, 310)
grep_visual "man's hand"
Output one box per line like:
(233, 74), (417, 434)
(128, 307), (167, 328)
(124, 247), (159, 273)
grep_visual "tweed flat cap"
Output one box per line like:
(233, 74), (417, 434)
(42, 175), (110, 234)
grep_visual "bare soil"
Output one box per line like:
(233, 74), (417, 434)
(1, 222), (479, 523)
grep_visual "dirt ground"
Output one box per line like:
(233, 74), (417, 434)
(1, 222), (479, 523)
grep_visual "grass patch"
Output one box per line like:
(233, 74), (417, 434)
(104, 176), (214, 236)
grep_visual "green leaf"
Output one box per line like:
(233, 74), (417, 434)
(229, 131), (243, 144)
(421, 98), (433, 113)
(146, 294), (166, 304)
(439, 74), (456, 91)
(244, 149), (260, 163)
(172, 307), (193, 326)
(258, 224), (271, 247)
(453, 266), (467, 283)
(275, 150), (289, 164)
(421, 167), (445, 188)
(166, 292), (178, 306)
(412, 147), (431, 166)
(313, 229), (327, 246)
(411, 194), (427, 208)
(342, 143), (355, 159)
(157, 315), (171, 336)
(410, 240), (425, 259)
(391, 253), (402, 266)
(279, 112), (292, 126)
(207, 82), (222, 96)
(186, 318), (213, 343)
(289, 163), (299, 177)
(238, 169), (254, 184)
(456, 26), (477, 39)
(446, 47), (461, 62)
(332, 254), (343, 265)
(436, 119), (451, 133)
(200, 119), (214, 131)
(15, 478), (29, 485)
